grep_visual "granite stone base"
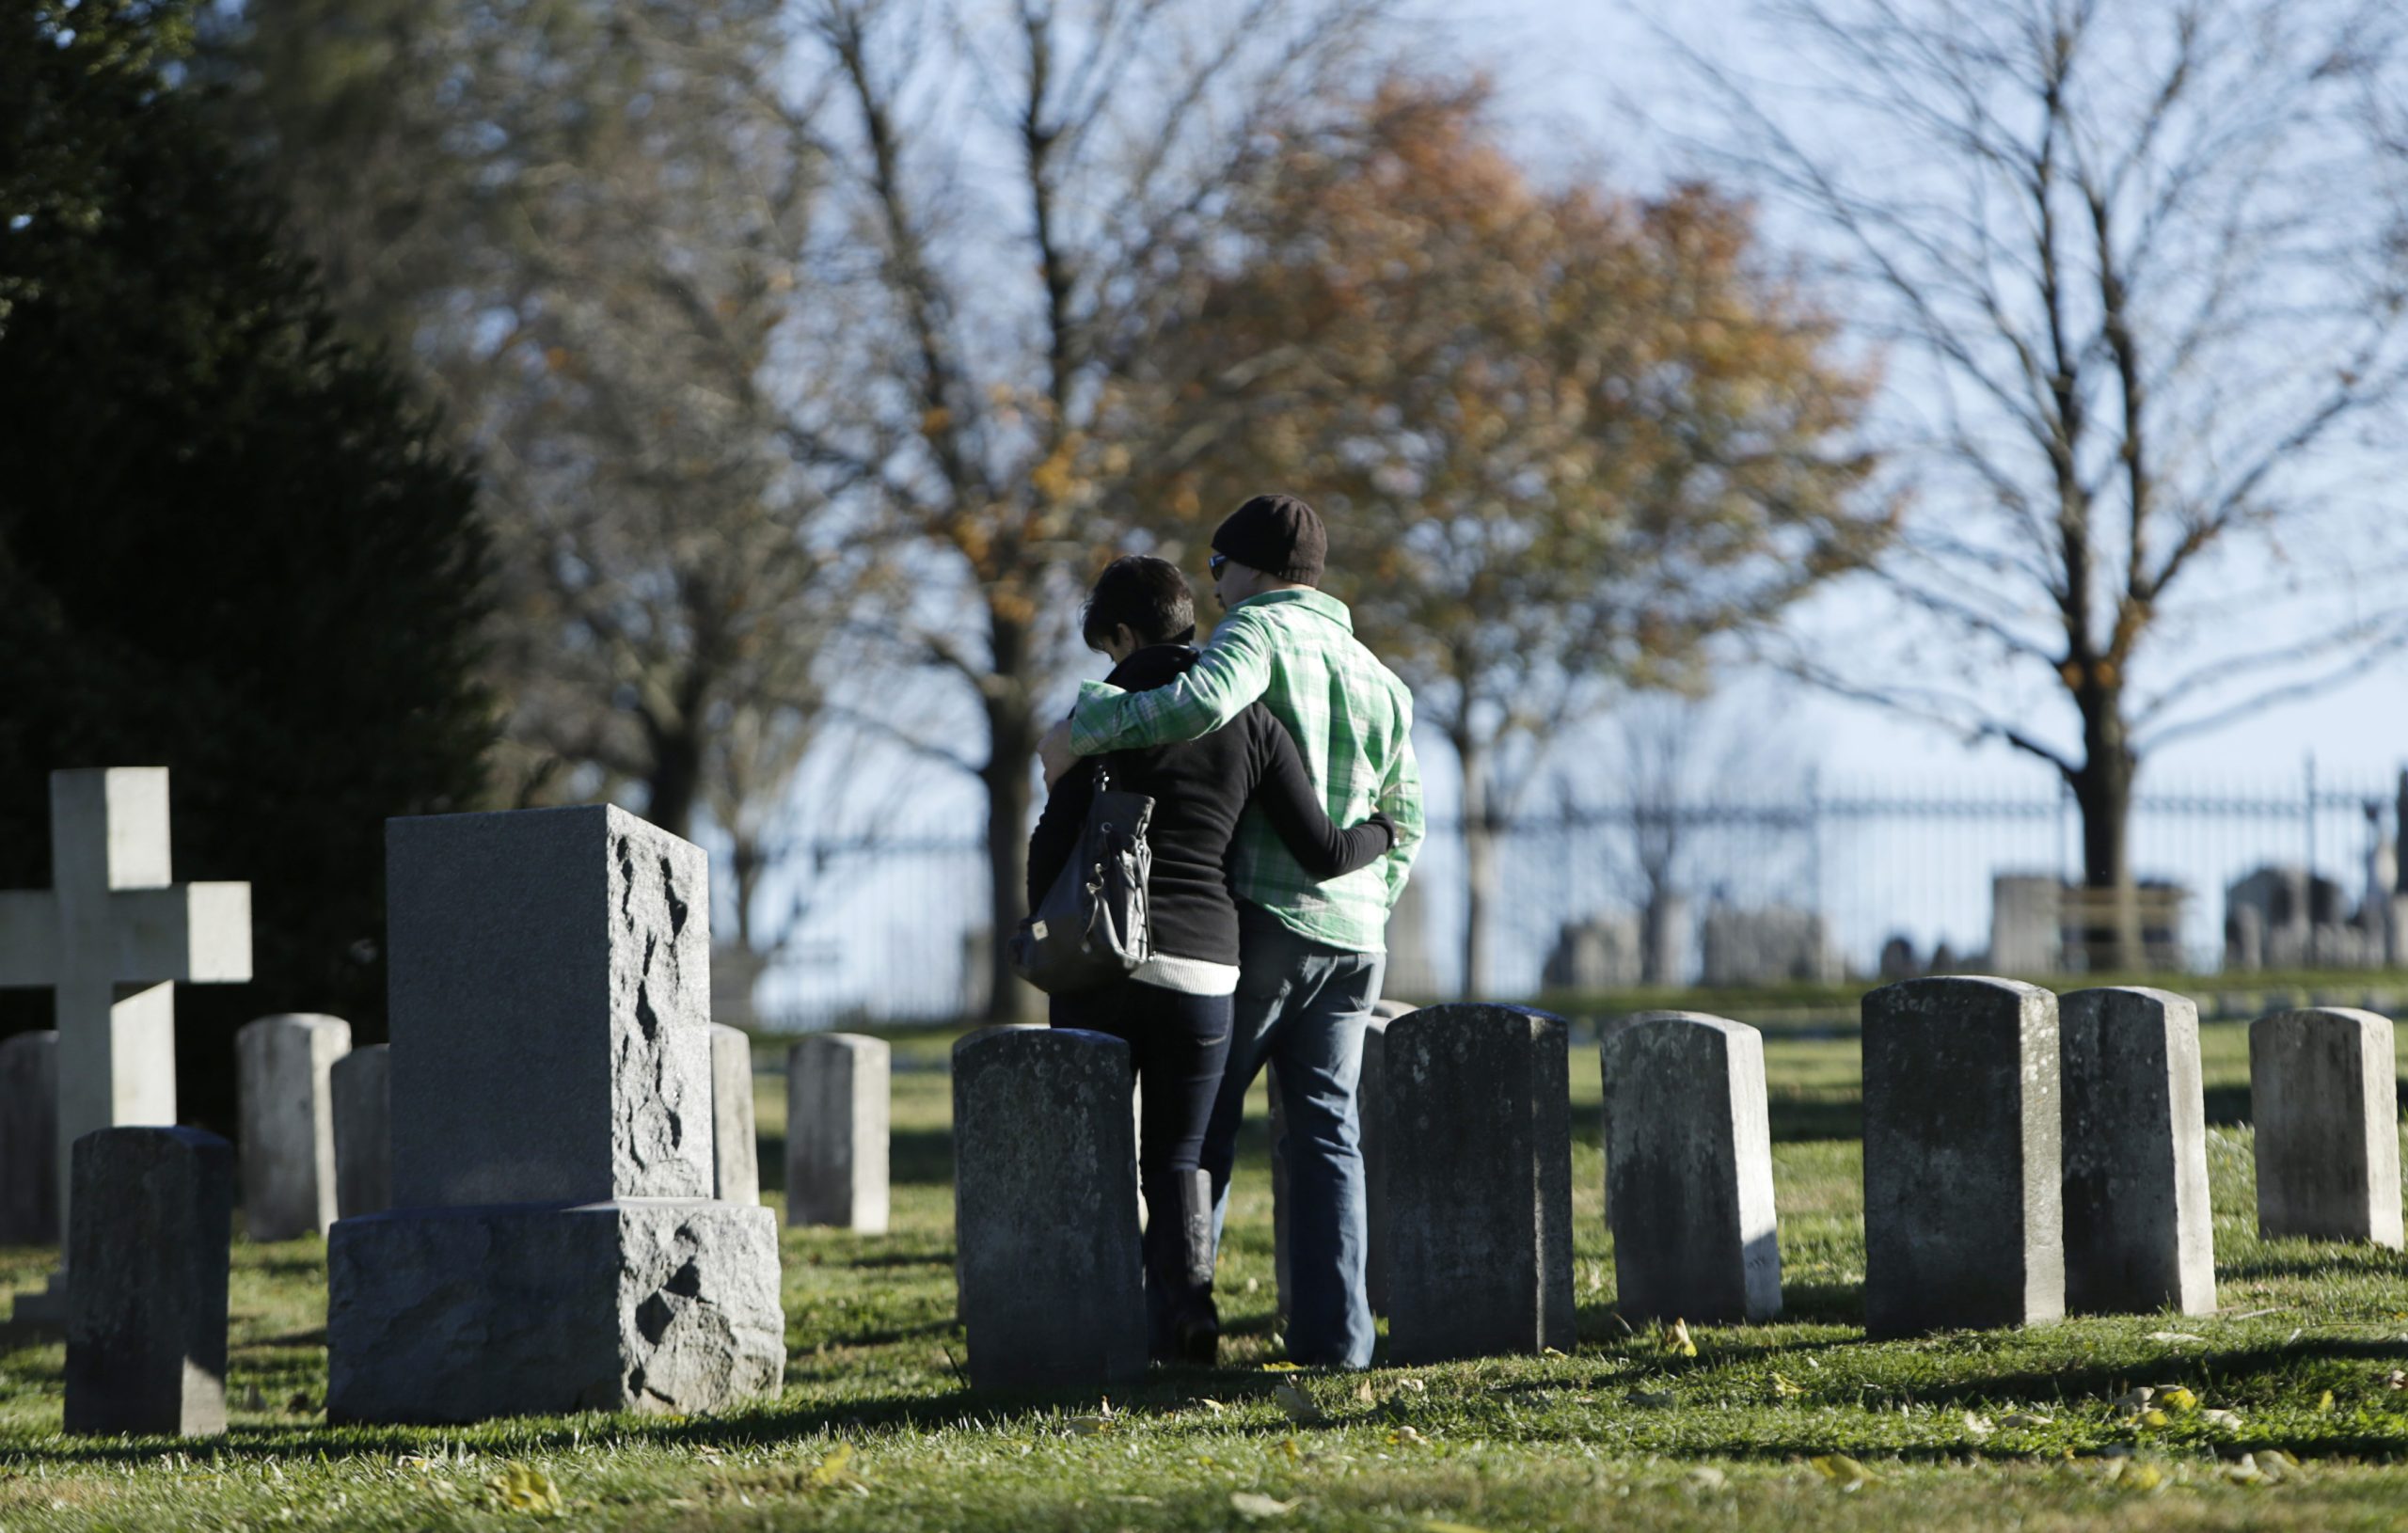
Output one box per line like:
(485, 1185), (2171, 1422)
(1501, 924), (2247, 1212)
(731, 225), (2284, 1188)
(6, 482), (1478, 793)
(326, 1198), (784, 1424)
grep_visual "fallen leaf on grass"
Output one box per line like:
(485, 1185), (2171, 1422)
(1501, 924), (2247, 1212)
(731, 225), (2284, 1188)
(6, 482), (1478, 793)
(1660, 1320), (1697, 1357)
(1769, 1372), (1804, 1399)
(483, 1462), (563, 1515)
(1998, 1412), (2054, 1429)
(1687, 1467), (1727, 1491)
(1962, 1413), (1994, 1439)
(2316, 1390), (2336, 1412)
(1388, 1426), (1429, 1446)
(1274, 1381), (1324, 1425)
(2101, 1459), (2164, 1492)
(1230, 1491), (1296, 1518)
(2200, 1409), (2243, 1431)
(1199, 1398), (1228, 1414)
(2158, 1385), (2198, 1414)
(2147, 1332), (2206, 1344)
(1259, 1362), (1303, 1372)
(2111, 1386), (2155, 1417)
(2388, 1370), (2408, 1391)
(1810, 1455), (1875, 1489)
(1354, 1380), (1376, 1403)
(1399, 1377), (1426, 1393)
(1065, 1415), (1112, 1436)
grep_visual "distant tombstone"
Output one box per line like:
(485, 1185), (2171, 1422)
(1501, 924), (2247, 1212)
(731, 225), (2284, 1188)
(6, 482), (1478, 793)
(0, 1032), (58, 1244)
(236, 1014), (352, 1241)
(2059, 988), (2216, 1316)
(2250, 1007), (2404, 1247)
(1384, 1004), (1576, 1362)
(0, 768), (251, 1322)
(785, 1034), (890, 1232)
(951, 1027), (1145, 1389)
(1989, 875), (2061, 974)
(64, 1127), (233, 1437)
(330, 1045), (391, 1220)
(1383, 876), (1441, 999)
(1877, 936), (1920, 982)
(710, 1024), (760, 1206)
(1861, 976), (2064, 1335)
(1641, 895), (1691, 987)
(326, 806), (784, 1424)
(1542, 913), (1642, 991)
(1700, 906), (1841, 987)
(1601, 1012), (1781, 1323)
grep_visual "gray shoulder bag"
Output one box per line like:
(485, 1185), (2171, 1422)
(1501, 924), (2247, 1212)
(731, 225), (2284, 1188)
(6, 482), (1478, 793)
(1007, 766), (1155, 995)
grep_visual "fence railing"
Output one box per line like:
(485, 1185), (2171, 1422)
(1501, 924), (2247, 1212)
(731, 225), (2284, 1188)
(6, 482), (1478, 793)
(751, 766), (2408, 1030)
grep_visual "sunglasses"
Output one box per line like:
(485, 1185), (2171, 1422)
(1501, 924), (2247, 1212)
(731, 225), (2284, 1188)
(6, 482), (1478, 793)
(1209, 553), (1229, 577)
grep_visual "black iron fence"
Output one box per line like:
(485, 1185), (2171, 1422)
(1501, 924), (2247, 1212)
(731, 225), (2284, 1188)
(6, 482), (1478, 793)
(752, 766), (2408, 1030)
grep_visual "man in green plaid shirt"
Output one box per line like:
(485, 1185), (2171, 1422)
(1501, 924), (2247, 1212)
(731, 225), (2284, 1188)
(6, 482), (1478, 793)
(1040, 494), (1420, 1367)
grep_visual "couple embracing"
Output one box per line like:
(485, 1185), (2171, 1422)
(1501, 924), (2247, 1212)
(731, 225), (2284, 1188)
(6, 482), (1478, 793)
(1030, 494), (1423, 1371)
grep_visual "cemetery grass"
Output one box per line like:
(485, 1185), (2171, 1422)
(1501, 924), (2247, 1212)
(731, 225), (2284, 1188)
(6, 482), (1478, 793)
(2, 1029), (2408, 1528)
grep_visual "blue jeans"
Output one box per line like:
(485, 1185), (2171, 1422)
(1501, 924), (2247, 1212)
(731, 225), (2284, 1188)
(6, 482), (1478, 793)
(1199, 903), (1385, 1368)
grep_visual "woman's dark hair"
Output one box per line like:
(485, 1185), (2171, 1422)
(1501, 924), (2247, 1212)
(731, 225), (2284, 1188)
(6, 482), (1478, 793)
(1082, 555), (1196, 651)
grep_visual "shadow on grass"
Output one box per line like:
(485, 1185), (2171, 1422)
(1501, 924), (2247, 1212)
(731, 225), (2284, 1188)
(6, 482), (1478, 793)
(1766, 1094), (1861, 1143)
(2217, 1245), (2408, 1282)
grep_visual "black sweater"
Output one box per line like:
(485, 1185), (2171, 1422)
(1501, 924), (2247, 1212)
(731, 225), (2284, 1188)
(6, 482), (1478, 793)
(1027, 645), (1394, 966)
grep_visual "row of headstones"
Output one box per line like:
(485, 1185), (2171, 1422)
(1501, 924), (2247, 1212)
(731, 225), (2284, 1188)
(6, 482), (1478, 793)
(24, 806), (921, 1435)
(949, 977), (2405, 1387)
(0, 1019), (787, 1245)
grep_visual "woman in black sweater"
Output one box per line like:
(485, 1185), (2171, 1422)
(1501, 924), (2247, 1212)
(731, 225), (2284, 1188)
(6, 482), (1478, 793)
(1028, 556), (1392, 1365)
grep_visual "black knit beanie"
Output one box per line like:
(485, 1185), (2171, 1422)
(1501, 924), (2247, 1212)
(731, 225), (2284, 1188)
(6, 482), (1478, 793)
(1211, 493), (1326, 586)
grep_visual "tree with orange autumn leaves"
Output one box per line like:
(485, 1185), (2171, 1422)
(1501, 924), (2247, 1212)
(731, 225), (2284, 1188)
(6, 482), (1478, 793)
(1115, 80), (1896, 991)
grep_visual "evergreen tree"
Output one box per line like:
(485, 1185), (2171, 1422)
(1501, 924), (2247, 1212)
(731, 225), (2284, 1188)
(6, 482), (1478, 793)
(0, 0), (494, 1127)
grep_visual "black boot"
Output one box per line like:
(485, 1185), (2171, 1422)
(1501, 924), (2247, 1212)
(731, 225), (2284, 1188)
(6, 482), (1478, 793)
(1168, 1169), (1220, 1365)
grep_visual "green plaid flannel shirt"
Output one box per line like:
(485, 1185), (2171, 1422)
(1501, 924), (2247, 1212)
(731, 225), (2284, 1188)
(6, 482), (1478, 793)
(1068, 588), (1422, 953)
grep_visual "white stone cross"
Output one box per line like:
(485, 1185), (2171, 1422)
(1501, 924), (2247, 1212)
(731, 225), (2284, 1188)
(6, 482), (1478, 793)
(0, 768), (249, 1292)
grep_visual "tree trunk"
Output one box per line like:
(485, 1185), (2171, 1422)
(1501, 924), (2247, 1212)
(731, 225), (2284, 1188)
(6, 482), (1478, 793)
(2067, 683), (2138, 971)
(1454, 727), (1496, 1000)
(644, 719), (704, 842)
(978, 606), (1041, 1022)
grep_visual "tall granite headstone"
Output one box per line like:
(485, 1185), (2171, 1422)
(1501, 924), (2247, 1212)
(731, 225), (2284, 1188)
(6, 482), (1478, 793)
(331, 1044), (391, 1220)
(2060, 988), (2216, 1314)
(64, 1126), (233, 1437)
(710, 1024), (760, 1206)
(786, 1034), (890, 1232)
(0, 768), (250, 1322)
(0, 1032), (58, 1244)
(1384, 1004), (1576, 1362)
(2251, 1007), (2403, 1247)
(1862, 976), (2064, 1335)
(1601, 1011), (1782, 1322)
(326, 805), (784, 1423)
(952, 1028), (1144, 1389)
(236, 1014), (352, 1241)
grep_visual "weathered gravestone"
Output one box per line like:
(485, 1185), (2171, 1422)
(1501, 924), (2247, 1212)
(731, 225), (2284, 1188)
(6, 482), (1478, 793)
(236, 1014), (352, 1241)
(952, 1028), (1144, 1389)
(1601, 1011), (1782, 1323)
(326, 805), (784, 1423)
(786, 1034), (890, 1232)
(710, 1024), (760, 1206)
(2251, 1007), (2403, 1247)
(0, 1032), (58, 1244)
(330, 1044), (391, 1220)
(1385, 1004), (1576, 1362)
(2059, 988), (2216, 1314)
(64, 1126), (233, 1437)
(1861, 976), (2064, 1335)
(0, 768), (250, 1322)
